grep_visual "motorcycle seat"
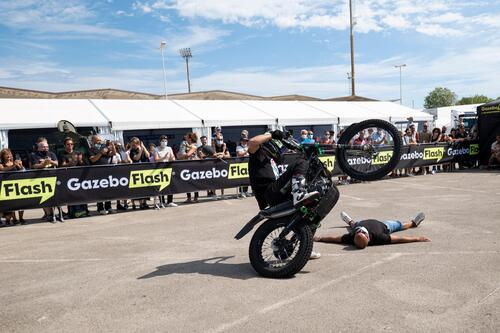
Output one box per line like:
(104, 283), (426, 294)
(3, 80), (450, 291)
(260, 200), (296, 218)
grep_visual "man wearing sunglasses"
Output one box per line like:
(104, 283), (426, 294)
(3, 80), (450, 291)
(313, 211), (430, 249)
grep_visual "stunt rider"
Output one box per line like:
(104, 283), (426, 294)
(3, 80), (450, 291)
(248, 130), (321, 259)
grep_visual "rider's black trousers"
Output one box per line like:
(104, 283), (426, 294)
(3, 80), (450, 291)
(253, 156), (309, 210)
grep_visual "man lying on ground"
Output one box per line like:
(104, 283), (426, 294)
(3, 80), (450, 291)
(313, 212), (430, 249)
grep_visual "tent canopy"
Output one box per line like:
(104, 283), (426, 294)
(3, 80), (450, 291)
(0, 98), (109, 130)
(353, 102), (433, 122)
(173, 100), (275, 127)
(90, 99), (202, 130)
(243, 100), (334, 126)
(303, 101), (388, 125)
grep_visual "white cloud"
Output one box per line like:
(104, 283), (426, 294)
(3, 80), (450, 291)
(128, 0), (500, 39)
(0, 1), (138, 39)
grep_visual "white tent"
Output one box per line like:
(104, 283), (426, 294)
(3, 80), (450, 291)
(0, 98), (109, 130)
(90, 99), (203, 130)
(242, 100), (334, 126)
(302, 101), (389, 125)
(355, 102), (433, 122)
(173, 100), (275, 127)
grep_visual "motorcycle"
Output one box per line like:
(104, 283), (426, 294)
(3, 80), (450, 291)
(235, 119), (403, 278)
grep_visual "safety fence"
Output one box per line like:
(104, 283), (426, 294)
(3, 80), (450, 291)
(0, 141), (479, 211)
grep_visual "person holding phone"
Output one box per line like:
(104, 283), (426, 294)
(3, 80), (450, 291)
(0, 148), (26, 225)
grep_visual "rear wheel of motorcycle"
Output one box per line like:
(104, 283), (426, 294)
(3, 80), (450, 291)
(337, 119), (402, 181)
(249, 217), (313, 279)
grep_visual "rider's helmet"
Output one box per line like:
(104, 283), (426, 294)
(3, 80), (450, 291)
(261, 139), (287, 164)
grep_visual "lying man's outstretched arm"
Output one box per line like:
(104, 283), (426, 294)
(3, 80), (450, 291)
(390, 235), (431, 244)
(313, 235), (344, 243)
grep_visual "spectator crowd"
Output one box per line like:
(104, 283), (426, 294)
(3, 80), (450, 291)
(0, 123), (485, 227)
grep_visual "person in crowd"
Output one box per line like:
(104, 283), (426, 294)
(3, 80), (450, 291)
(428, 128), (443, 174)
(197, 136), (218, 199)
(184, 132), (200, 203)
(59, 137), (85, 167)
(30, 138), (59, 221)
(236, 136), (250, 198)
(430, 128), (442, 144)
(329, 130), (336, 144)
(115, 142), (131, 211)
(449, 128), (457, 141)
(0, 148), (26, 225)
(488, 134), (500, 167)
(418, 123), (432, 175)
(89, 135), (114, 215)
(128, 137), (150, 210)
(372, 128), (386, 145)
(154, 135), (177, 208)
(320, 131), (333, 145)
(455, 123), (468, 142)
(58, 137), (89, 218)
(212, 126), (223, 139)
(212, 131), (230, 199)
(241, 130), (249, 140)
(314, 211), (429, 249)
(402, 128), (417, 176)
(409, 123), (420, 143)
(148, 143), (156, 162)
(197, 136), (214, 159)
(299, 129), (315, 144)
(177, 135), (188, 160)
(418, 123), (431, 144)
(353, 131), (366, 145)
(441, 126), (448, 138)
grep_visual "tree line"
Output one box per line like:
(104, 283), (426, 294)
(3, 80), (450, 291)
(424, 87), (498, 109)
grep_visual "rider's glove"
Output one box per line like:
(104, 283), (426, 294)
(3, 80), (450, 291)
(271, 130), (285, 140)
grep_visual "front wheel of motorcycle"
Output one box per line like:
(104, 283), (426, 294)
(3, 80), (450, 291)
(249, 217), (313, 279)
(337, 119), (402, 181)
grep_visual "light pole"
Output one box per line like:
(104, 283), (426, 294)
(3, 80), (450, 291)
(349, 0), (356, 97)
(394, 64), (406, 105)
(179, 48), (192, 93)
(346, 72), (352, 95)
(160, 41), (168, 99)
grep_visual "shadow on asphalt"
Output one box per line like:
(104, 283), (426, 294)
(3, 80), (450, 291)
(137, 256), (257, 280)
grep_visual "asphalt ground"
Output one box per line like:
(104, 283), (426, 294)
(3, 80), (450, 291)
(0, 170), (499, 332)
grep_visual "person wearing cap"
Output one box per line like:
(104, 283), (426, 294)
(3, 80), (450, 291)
(313, 211), (430, 249)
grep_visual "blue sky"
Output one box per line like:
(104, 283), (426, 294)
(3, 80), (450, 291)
(0, 0), (499, 108)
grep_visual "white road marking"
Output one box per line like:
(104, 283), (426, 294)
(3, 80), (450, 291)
(209, 253), (402, 333)
(478, 285), (500, 304)
(341, 194), (363, 201)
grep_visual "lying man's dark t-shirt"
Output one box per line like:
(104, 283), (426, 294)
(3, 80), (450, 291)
(341, 219), (392, 246)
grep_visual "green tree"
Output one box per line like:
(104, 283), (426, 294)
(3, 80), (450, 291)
(423, 87), (457, 109)
(457, 95), (493, 105)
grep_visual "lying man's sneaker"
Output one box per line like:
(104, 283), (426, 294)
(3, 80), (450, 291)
(292, 190), (320, 207)
(412, 212), (425, 227)
(310, 251), (321, 260)
(341, 211), (355, 228)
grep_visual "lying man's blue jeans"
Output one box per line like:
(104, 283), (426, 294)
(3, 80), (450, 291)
(353, 220), (403, 234)
(382, 220), (404, 233)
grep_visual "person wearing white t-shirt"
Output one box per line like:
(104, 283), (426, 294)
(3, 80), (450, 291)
(154, 135), (177, 207)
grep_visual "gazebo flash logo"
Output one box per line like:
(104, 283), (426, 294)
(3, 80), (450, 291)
(0, 177), (57, 204)
(129, 168), (172, 191)
(424, 147), (445, 162)
(319, 156), (335, 172)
